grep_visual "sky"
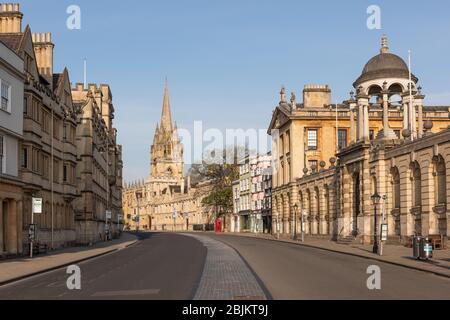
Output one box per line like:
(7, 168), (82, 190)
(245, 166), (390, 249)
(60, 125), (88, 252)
(18, 0), (450, 182)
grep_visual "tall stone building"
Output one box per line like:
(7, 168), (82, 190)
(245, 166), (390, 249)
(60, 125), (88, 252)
(269, 37), (450, 245)
(0, 36), (24, 256)
(72, 84), (123, 244)
(268, 37), (450, 238)
(0, 4), (79, 251)
(123, 83), (213, 231)
(0, 3), (123, 255)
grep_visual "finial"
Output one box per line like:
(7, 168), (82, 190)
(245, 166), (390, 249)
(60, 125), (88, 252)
(381, 35), (389, 54)
(280, 86), (286, 104)
(350, 91), (355, 100)
(290, 92), (297, 108)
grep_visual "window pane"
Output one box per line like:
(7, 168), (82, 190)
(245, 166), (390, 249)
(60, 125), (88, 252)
(308, 130), (318, 150)
(338, 129), (347, 150)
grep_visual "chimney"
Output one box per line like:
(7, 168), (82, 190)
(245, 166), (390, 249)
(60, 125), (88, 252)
(303, 84), (332, 108)
(0, 3), (22, 33)
(32, 32), (54, 86)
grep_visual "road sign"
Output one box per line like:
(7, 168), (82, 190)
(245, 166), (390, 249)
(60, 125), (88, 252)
(106, 210), (112, 220)
(32, 198), (42, 214)
(381, 224), (388, 241)
(173, 208), (177, 219)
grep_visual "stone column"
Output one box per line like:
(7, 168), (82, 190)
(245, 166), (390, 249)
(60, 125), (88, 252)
(357, 104), (364, 141)
(310, 190), (318, 235)
(349, 105), (356, 144)
(358, 95), (370, 141)
(363, 105), (370, 140)
(0, 198), (3, 253)
(421, 165), (437, 236)
(402, 96), (409, 132)
(416, 95), (425, 139)
(409, 96), (417, 140)
(6, 199), (18, 255)
(17, 200), (23, 254)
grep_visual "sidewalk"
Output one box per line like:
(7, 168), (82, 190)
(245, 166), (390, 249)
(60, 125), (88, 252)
(220, 232), (450, 278)
(0, 233), (139, 286)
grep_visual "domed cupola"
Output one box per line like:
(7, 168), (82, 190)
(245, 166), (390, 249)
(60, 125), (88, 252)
(353, 36), (418, 88)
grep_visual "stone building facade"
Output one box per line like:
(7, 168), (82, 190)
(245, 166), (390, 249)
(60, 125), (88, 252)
(122, 83), (214, 232)
(0, 6), (79, 251)
(72, 84), (123, 244)
(0, 4), (123, 254)
(0, 37), (24, 256)
(268, 37), (450, 240)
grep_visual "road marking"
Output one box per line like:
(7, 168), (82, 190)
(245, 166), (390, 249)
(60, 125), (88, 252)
(91, 289), (160, 297)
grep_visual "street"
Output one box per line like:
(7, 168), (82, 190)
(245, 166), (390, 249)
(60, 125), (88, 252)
(0, 233), (449, 300)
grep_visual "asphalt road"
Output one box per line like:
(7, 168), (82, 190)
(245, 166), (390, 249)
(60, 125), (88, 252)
(210, 234), (450, 300)
(0, 233), (206, 300)
(0, 232), (449, 300)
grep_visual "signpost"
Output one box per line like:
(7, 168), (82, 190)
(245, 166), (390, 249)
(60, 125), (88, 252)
(30, 198), (43, 258)
(173, 207), (177, 232)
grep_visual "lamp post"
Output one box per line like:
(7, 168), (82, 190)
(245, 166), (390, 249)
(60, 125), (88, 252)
(276, 211), (280, 240)
(371, 192), (381, 254)
(135, 191), (142, 233)
(293, 204), (298, 241)
(301, 204), (305, 243)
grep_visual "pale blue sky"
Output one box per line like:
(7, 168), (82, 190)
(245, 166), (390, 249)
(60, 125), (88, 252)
(19, 0), (450, 181)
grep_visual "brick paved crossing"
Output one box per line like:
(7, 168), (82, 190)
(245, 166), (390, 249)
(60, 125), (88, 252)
(183, 234), (267, 300)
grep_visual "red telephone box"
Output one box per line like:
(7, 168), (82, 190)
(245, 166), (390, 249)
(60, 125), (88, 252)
(215, 219), (222, 233)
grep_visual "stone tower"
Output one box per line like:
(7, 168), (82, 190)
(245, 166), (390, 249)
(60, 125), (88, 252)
(150, 82), (184, 179)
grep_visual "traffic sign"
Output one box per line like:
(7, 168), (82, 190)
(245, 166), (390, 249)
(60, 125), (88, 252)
(32, 198), (42, 214)
(106, 210), (112, 220)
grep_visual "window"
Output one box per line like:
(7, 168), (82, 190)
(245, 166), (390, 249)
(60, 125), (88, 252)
(308, 129), (318, 150)
(21, 147), (28, 169)
(369, 130), (375, 141)
(0, 135), (4, 174)
(23, 96), (28, 115)
(53, 159), (59, 183)
(338, 129), (348, 150)
(42, 154), (49, 179)
(63, 164), (67, 182)
(0, 81), (10, 112)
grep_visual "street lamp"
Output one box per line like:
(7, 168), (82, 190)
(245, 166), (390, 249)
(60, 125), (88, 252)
(293, 204), (298, 240)
(300, 203), (305, 243)
(135, 191), (143, 233)
(276, 211), (280, 240)
(371, 191), (381, 254)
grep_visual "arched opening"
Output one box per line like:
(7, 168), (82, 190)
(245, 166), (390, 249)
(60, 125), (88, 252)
(324, 185), (330, 235)
(352, 172), (361, 236)
(434, 155), (447, 205)
(411, 162), (422, 235)
(391, 167), (401, 236)
(315, 187), (320, 235)
(368, 85), (383, 106)
(306, 190), (312, 235)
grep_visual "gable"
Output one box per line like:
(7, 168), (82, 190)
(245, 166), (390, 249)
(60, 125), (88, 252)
(268, 106), (291, 134)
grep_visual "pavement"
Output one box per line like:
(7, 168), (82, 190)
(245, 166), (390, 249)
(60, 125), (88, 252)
(0, 233), (139, 286)
(217, 232), (450, 278)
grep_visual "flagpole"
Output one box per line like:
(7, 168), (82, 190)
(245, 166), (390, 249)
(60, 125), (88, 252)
(408, 50), (414, 141)
(336, 104), (339, 153)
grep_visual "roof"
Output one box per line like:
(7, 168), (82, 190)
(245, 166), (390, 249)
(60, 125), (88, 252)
(0, 34), (23, 52)
(354, 52), (418, 87)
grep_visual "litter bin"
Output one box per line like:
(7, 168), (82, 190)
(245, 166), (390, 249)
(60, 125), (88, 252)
(413, 236), (422, 259)
(419, 237), (433, 260)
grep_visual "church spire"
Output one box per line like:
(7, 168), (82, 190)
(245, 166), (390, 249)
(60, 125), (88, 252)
(160, 79), (173, 131)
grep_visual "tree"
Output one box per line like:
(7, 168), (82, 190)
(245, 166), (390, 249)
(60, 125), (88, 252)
(190, 147), (246, 220)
